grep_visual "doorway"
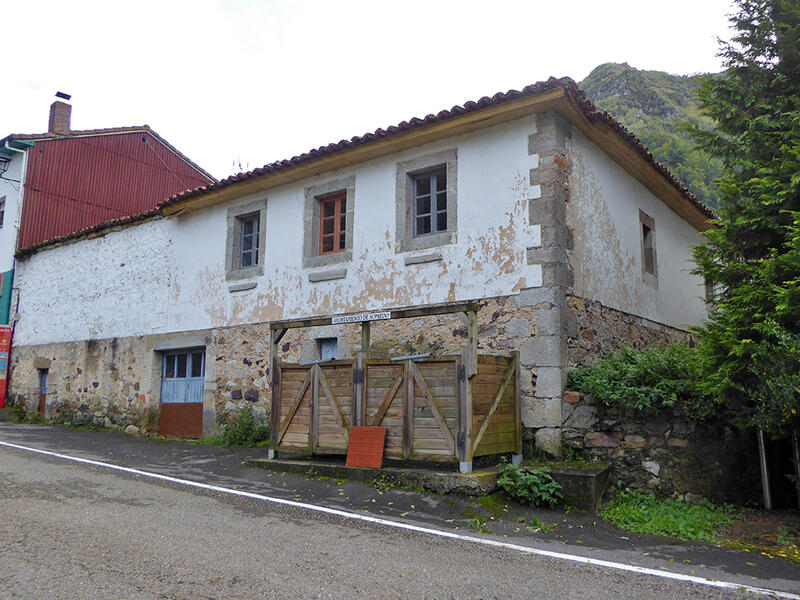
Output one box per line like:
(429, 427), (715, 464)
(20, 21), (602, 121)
(159, 349), (205, 438)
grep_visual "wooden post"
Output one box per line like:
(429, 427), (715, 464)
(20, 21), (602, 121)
(458, 344), (473, 473)
(403, 359), (414, 459)
(353, 353), (365, 427)
(464, 310), (478, 379)
(310, 365), (319, 455)
(512, 350), (523, 465)
(269, 327), (286, 458)
(361, 321), (371, 358)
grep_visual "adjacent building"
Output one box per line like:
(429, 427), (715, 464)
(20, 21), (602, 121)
(8, 78), (714, 456)
(0, 94), (215, 323)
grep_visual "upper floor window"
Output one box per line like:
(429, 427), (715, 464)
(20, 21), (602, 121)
(396, 148), (457, 253)
(639, 209), (657, 286)
(225, 199), (267, 282)
(412, 170), (447, 236)
(239, 214), (260, 268)
(303, 176), (355, 268)
(319, 192), (347, 254)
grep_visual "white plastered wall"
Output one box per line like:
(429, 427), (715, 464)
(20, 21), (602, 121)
(567, 128), (708, 330)
(14, 115), (546, 346)
(0, 152), (24, 273)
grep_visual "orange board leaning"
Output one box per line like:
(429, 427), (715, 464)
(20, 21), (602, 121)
(346, 426), (387, 469)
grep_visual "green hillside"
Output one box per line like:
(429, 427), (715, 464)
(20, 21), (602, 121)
(579, 63), (723, 209)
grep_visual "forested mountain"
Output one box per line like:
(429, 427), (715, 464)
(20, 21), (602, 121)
(579, 63), (723, 209)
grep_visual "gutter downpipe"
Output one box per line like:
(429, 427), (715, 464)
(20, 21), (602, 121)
(2, 140), (30, 409)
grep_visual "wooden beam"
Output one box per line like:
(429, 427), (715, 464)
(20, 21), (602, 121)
(268, 300), (482, 332)
(465, 310), (478, 378)
(361, 321), (370, 358)
(458, 345), (473, 464)
(268, 328), (286, 387)
(403, 359), (413, 459)
(310, 365), (319, 455)
(370, 371), (404, 427)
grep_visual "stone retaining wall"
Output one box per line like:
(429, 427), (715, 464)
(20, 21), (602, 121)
(566, 296), (693, 369)
(561, 390), (761, 504)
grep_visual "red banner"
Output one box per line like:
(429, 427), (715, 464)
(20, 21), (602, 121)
(0, 325), (12, 408)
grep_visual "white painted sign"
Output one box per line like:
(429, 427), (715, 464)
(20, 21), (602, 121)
(331, 311), (391, 325)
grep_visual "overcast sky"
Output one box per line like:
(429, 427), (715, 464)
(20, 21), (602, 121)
(4, 0), (736, 180)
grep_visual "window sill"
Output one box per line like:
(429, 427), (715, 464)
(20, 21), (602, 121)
(308, 268), (347, 283)
(225, 265), (263, 282)
(404, 251), (443, 266)
(229, 281), (257, 293)
(303, 249), (352, 269)
(396, 230), (455, 253)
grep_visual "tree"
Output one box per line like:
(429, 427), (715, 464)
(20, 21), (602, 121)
(692, 0), (800, 434)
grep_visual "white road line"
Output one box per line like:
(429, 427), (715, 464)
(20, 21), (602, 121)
(1, 439), (797, 599)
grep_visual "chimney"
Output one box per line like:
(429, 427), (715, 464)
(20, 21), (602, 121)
(48, 92), (72, 134)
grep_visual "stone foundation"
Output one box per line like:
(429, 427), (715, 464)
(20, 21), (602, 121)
(561, 391), (761, 504)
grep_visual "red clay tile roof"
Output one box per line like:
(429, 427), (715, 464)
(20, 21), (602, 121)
(17, 77), (716, 258)
(159, 76), (715, 220)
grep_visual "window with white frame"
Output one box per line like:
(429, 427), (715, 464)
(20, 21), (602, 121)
(396, 148), (457, 253)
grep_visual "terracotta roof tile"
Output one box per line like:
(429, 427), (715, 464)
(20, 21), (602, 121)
(159, 77), (715, 220)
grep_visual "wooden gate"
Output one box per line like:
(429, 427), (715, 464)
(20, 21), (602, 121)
(272, 352), (520, 465)
(273, 361), (353, 455)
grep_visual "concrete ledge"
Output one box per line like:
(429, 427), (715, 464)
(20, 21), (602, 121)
(308, 268), (347, 283)
(247, 457), (498, 495)
(404, 252), (442, 266)
(228, 281), (257, 293)
(247, 457), (610, 510)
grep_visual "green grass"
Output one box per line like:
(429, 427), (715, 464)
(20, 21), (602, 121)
(466, 514), (491, 534)
(601, 489), (740, 542)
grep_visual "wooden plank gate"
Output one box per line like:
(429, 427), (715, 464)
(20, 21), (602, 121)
(271, 351), (521, 468)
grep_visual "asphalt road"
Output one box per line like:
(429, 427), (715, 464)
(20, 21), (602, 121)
(0, 444), (773, 600)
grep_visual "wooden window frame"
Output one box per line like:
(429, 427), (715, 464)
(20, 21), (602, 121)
(318, 192), (347, 255)
(239, 213), (260, 268)
(639, 209), (658, 287)
(225, 199), (267, 282)
(411, 169), (447, 237)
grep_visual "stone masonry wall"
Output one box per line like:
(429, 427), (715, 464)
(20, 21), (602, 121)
(561, 391), (761, 504)
(9, 295), (547, 439)
(567, 295), (693, 369)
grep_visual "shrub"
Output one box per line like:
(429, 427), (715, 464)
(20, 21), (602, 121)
(567, 344), (714, 419)
(497, 459), (562, 507)
(212, 406), (270, 447)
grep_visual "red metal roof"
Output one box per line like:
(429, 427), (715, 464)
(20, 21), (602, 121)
(16, 130), (214, 249)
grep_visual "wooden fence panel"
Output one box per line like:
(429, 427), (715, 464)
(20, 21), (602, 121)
(471, 355), (518, 458)
(276, 365), (313, 452)
(364, 361), (405, 459)
(411, 359), (457, 459)
(315, 362), (353, 454)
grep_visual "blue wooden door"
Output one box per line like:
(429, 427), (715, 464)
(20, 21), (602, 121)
(160, 350), (205, 437)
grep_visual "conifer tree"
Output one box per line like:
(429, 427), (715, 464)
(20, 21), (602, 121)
(692, 0), (800, 432)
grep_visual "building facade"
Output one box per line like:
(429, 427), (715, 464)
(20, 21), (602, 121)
(8, 79), (713, 455)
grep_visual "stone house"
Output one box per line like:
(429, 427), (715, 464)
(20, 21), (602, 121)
(8, 77), (713, 456)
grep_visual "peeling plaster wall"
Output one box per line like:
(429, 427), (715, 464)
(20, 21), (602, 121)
(14, 115), (546, 347)
(567, 128), (707, 330)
